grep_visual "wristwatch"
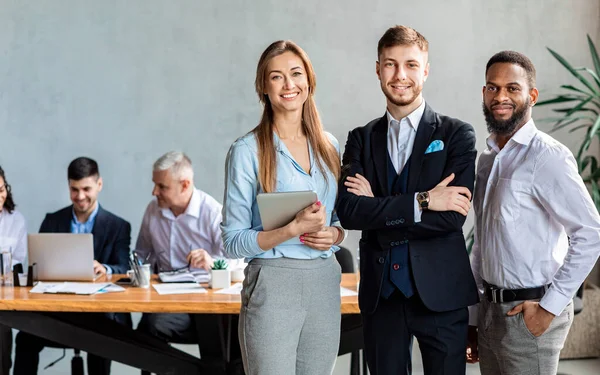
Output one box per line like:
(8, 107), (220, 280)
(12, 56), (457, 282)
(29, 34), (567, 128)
(416, 191), (430, 209)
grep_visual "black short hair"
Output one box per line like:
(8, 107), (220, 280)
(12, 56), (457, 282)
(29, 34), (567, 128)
(68, 157), (100, 181)
(485, 51), (536, 88)
(0, 165), (16, 213)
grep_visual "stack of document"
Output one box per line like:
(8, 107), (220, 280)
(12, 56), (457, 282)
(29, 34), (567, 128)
(158, 271), (209, 283)
(29, 282), (125, 295)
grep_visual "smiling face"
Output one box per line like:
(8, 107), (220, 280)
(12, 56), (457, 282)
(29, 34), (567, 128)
(263, 51), (310, 115)
(377, 44), (429, 109)
(69, 176), (102, 216)
(483, 62), (538, 136)
(0, 176), (6, 211)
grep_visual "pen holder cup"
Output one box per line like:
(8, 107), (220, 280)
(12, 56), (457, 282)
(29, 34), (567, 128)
(128, 264), (151, 288)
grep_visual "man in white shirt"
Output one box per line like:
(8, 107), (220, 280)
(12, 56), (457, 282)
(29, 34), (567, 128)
(135, 151), (242, 373)
(467, 51), (600, 374)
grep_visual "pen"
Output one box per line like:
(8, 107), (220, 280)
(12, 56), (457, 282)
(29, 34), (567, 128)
(132, 252), (142, 266)
(143, 251), (152, 265)
(129, 256), (141, 285)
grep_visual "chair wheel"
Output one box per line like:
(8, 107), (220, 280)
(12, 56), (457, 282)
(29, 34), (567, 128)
(71, 355), (84, 375)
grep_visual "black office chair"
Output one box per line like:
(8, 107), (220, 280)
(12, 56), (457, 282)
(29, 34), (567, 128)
(573, 283), (585, 315)
(336, 246), (368, 375)
(42, 348), (84, 375)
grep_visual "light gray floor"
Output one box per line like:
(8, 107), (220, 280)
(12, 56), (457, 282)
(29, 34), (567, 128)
(10, 315), (600, 374)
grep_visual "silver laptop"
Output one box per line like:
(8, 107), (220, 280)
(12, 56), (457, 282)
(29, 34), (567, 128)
(28, 233), (97, 281)
(257, 191), (318, 231)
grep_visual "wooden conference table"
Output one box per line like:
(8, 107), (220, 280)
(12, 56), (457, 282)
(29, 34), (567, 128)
(0, 274), (360, 374)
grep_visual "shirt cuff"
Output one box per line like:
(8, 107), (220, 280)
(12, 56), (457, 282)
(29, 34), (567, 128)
(413, 193), (422, 223)
(103, 264), (113, 275)
(539, 286), (572, 317)
(468, 304), (479, 326)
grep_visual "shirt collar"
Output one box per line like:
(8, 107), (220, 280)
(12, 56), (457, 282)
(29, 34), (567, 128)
(160, 188), (200, 220)
(386, 99), (426, 132)
(486, 118), (537, 152)
(272, 131), (315, 172)
(184, 188), (201, 218)
(72, 202), (99, 225)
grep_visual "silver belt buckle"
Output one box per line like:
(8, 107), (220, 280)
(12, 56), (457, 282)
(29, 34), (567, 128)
(490, 286), (503, 303)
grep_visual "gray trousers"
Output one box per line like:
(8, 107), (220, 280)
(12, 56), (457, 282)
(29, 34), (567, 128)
(239, 256), (341, 375)
(478, 298), (573, 375)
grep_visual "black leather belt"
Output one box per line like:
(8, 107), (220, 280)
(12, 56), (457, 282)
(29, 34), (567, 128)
(483, 281), (550, 303)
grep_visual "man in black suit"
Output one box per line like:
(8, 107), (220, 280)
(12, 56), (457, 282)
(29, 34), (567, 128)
(14, 157), (131, 375)
(336, 25), (479, 375)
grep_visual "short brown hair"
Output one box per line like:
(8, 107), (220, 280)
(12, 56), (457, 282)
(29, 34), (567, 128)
(378, 25), (429, 58)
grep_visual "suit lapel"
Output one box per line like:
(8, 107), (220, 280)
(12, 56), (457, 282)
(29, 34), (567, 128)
(407, 104), (437, 192)
(59, 206), (74, 233)
(91, 205), (105, 261)
(371, 115), (390, 196)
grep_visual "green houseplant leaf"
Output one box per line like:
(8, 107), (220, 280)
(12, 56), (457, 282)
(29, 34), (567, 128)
(211, 259), (229, 270)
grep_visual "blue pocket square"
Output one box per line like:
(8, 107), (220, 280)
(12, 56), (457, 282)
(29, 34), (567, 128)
(425, 140), (444, 154)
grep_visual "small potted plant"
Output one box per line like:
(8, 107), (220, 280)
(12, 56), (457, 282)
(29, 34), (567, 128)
(209, 259), (230, 289)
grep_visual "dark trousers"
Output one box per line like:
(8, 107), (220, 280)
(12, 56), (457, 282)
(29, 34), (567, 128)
(137, 313), (244, 374)
(0, 324), (12, 375)
(14, 331), (110, 375)
(363, 290), (469, 375)
(13, 312), (130, 375)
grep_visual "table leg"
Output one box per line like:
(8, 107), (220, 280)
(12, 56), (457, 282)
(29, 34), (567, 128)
(0, 311), (207, 374)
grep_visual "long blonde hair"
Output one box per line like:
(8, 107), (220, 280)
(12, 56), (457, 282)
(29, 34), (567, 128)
(253, 40), (340, 193)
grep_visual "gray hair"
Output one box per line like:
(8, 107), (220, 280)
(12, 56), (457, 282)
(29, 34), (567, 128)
(153, 151), (194, 180)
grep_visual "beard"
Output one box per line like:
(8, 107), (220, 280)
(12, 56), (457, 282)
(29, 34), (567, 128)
(381, 82), (422, 107)
(483, 98), (530, 136)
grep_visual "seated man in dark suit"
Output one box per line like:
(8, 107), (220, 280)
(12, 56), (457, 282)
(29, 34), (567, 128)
(14, 157), (132, 375)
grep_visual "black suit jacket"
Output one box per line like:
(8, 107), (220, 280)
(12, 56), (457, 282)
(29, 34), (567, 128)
(336, 104), (479, 314)
(39, 205), (131, 275)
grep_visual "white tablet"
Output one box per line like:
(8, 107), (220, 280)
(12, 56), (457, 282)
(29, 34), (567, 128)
(257, 191), (318, 231)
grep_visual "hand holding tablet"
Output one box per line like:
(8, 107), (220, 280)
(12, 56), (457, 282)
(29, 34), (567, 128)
(257, 191), (323, 233)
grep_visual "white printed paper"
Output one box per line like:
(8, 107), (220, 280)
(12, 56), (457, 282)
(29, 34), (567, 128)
(152, 283), (207, 295)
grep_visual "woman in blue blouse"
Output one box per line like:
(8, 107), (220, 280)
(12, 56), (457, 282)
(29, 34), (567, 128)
(221, 40), (345, 375)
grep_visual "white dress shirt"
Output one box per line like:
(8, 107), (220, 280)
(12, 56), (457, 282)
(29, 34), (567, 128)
(0, 209), (27, 267)
(136, 188), (229, 278)
(387, 99), (426, 222)
(470, 119), (600, 323)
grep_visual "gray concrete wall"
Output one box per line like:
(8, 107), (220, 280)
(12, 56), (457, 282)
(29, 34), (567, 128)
(1, 0), (599, 268)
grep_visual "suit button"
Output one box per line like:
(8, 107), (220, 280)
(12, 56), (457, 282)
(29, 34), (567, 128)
(378, 257), (385, 264)
(393, 264), (400, 271)
(399, 218), (405, 224)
